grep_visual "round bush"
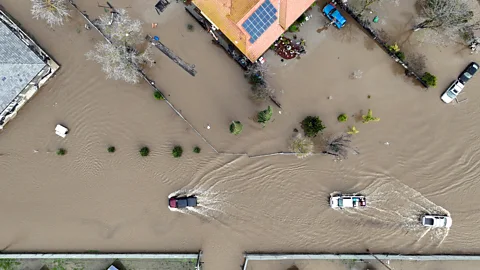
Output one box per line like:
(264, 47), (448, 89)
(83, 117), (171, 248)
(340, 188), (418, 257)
(172, 146), (183, 158)
(337, 114), (348, 122)
(107, 146), (116, 153)
(57, 148), (66, 156)
(422, 72), (437, 87)
(301, 116), (326, 137)
(193, 146), (201, 153)
(140, 147), (150, 157)
(154, 91), (164, 100)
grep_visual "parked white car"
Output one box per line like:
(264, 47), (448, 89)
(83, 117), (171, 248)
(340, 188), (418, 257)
(441, 80), (464, 103)
(422, 215), (452, 228)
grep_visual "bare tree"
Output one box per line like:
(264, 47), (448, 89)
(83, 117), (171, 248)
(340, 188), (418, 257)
(86, 42), (154, 84)
(245, 63), (275, 102)
(86, 9), (155, 84)
(31, 0), (70, 27)
(322, 133), (359, 160)
(289, 133), (314, 159)
(251, 84), (275, 101)
(413, 0), (480, 44)
(95, 9), (143, 47)
(245, 62), (271, 79)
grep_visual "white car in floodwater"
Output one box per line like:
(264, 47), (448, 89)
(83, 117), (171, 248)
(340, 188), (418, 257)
(441, 80), (464, 103)
(330, 194), (366, 209)
(422, 215), (452, 228)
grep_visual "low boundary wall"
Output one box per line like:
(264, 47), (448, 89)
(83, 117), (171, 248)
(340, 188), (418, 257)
(242, 253), (480, 270)
(0, 253), (199, 259)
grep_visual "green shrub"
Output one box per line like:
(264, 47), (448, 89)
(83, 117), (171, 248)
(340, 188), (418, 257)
(154, 91), (165, 100)
(422, 72), (437, 87)
(187, 23), (194, 31)
(193, 146), (201, 153)
(296, 13), (308, 24)
(56, 148), (66, 156)
(107, 146), (116, 153)
(230, 121), (243, 135)
(301, 116), (326, 137)
(257, 106), (273, 126)
(288, 24), (299, 32)
(387, 43), (400, 53)
(0, 259), (20, 270)
(337, 114), (348, 122)
(140, 146), (150, 157)
(172, 146), (183, 158)
(395, 51), (405, 61)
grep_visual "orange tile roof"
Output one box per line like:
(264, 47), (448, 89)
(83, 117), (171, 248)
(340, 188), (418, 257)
(193, 0), (315, 62)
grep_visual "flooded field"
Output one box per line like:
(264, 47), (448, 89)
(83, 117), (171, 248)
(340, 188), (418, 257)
(2, 0), (480, 270)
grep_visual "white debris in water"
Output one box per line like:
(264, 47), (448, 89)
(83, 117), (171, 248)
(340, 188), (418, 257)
(384, 142), (390, 145)
(278, 111), (282, 114)
(328, 96), (333, 100)
(206, 124), (211, 130)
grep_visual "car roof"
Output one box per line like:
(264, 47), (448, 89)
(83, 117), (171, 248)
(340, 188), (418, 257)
(323, 3), (335, 13)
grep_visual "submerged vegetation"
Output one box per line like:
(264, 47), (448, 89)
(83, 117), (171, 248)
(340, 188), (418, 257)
(337, 114), (348, 122)
(172, 146), (183, 158)
(230, 121), (244, 135)
(257, 106), (273, 126)
(301, 116), (326, 137)
(140, 146), (150, 157)
(290, 133), (314, 159)
(362, 109), (380, 123)
(56, 148), (66, 156)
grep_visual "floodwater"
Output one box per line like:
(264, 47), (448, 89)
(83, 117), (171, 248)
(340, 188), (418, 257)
(2, 0), (480, 270)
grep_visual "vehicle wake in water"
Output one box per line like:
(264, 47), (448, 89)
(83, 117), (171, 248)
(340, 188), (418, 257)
(334, 178), (451, 245)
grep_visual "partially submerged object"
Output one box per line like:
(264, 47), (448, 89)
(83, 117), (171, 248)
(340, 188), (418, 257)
(55, 124), (69, 138)
(330, 194), (366, 208)
(422, 215), (452, 228)
(169, 195), (198, 209)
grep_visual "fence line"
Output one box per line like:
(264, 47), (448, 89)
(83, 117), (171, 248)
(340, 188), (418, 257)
(242, 253), (480, 270)
(334, 0), (429, 88)
(0, 253), (199, 259)
(68, 0), (218, 154)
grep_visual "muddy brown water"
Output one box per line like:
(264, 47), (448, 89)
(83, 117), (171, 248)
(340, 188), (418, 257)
(2, 1), (480, 270)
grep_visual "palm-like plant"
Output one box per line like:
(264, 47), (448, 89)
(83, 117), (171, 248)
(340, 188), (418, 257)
(362, 109), (380, 123)
(347, 126), (359, 134)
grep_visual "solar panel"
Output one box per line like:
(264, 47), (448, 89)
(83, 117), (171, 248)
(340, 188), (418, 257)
(242, 0), (277, 43)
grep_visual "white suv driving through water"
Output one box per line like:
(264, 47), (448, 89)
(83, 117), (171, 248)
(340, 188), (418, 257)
(422, 215), (452, 228)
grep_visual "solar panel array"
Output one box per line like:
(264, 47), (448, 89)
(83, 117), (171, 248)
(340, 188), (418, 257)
(242, 1), (277, 44)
